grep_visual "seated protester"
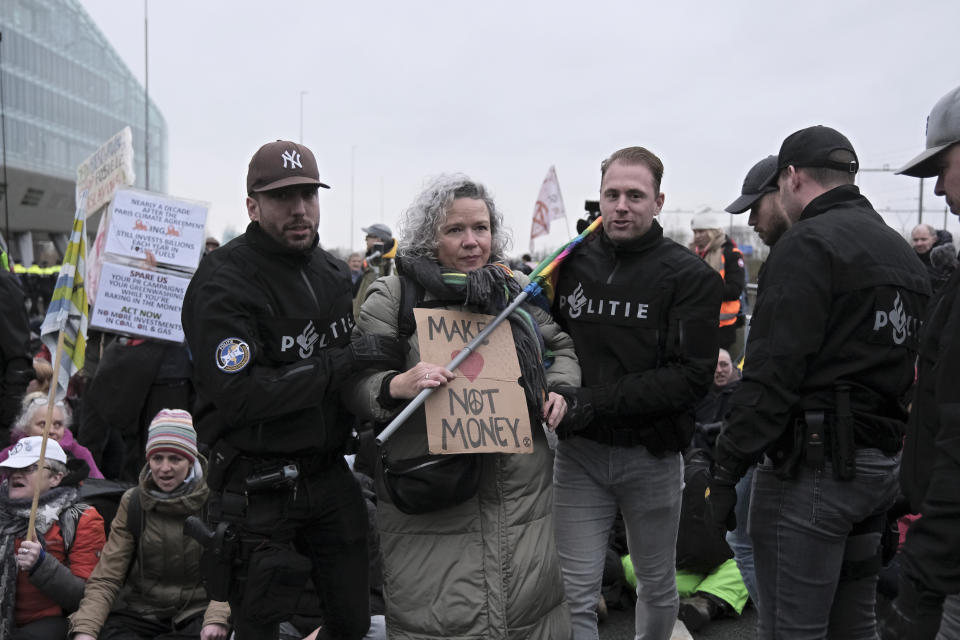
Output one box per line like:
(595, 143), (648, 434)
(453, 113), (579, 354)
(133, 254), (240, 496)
(1, 394), (103, 480)
(691, 348), (741, 452)
(1, 436), (106, 640)
(619, 448), (750, 633)
(69, 410), (229, 640)
(673, 449), (749, 632)
(697, 350), (758, 607)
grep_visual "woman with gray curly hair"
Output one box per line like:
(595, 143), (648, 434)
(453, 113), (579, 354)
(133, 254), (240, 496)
(347, 173), (580, 639)
(397, 174), (510, 263)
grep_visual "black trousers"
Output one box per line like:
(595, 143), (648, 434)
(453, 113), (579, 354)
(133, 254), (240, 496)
(99, 611), (205, 640)
(13, 616), (67, 640)
(209, 457), (370, 640)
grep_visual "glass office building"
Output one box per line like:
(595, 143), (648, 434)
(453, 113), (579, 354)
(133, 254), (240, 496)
(0, 0), (166, 263)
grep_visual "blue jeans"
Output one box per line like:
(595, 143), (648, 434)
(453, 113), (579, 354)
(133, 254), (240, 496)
(554, 436), (683, 640)
(727, 465), (759, 607)
(750, 449), (900, 639)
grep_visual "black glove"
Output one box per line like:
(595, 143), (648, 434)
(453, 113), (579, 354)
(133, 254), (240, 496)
(880, 575), (944, 640)
(705, 464), (740, 534)
(337, 334), (405, 373)
(554, 386), (596, 434)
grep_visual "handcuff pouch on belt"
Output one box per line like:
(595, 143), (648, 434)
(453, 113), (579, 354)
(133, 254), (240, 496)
(831, 385), (856, 481)
(775, 387), (857, 481)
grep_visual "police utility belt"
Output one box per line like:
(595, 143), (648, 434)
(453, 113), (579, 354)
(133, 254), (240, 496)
(767, 385), (857, 481)
(207, 440), (340, 498)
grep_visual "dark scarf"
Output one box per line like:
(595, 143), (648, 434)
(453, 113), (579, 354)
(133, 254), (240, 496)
(397, 256), (548, 416)
(0, 484), (79, 637)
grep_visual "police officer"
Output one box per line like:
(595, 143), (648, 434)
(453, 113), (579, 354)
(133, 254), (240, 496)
(725, 154), (791, 249)
(181, 140), (403, 640)
(707, 126), (930, 639)
(717, 153), (792, 608)
(883, 85), (960, 640)
(552, 146), (721, 640)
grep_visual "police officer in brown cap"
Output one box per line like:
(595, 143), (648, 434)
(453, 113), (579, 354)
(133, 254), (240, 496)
(182, 140), (403, 640)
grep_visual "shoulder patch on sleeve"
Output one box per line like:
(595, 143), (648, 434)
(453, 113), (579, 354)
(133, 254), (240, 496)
(216, 337), (251, 373)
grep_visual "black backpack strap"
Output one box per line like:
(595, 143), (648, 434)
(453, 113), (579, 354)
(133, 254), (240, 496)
(397, 275), (425, 338)
(126, 489), (143, 543)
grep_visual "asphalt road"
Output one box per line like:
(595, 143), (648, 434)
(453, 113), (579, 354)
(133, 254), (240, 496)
(599, 602), (757, 640)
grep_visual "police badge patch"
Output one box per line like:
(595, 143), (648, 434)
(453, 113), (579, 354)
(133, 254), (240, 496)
(216, 337), (251, 373)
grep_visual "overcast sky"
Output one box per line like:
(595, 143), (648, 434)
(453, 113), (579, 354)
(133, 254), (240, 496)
(79, 0), (960, 255)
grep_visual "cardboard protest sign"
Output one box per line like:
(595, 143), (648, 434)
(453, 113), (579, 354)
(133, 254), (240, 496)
(89, 263), (190, 343)
(104, 188), (207, 270)
(76, 127), (135, 218)
(415, 308), (533, 455)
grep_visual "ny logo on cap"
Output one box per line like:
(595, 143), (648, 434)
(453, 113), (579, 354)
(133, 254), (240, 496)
(281, 150), (302, 170)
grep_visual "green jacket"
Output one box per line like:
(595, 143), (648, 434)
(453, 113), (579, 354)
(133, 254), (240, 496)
(68, 457), (229, 637)
(348, 272), (579, 640)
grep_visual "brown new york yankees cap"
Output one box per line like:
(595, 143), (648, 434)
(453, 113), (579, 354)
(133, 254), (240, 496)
(247, 140), (330, 193)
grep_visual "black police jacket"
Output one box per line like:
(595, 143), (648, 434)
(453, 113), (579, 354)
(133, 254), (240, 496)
(899, 265), (960, 595)
(715, 185), (930, 475)
(181, 222), (355, 456)
(554, 221), (722, 453)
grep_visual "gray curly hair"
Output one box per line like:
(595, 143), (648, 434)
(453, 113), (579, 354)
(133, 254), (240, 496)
(398, 173), (511, 262)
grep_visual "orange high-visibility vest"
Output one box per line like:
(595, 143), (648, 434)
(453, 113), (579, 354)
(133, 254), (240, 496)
(718, 250), (742, 328)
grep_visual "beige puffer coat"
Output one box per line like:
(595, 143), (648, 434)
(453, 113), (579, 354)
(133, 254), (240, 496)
(348, 272), (579, 640)
(68, 457), (229, 637)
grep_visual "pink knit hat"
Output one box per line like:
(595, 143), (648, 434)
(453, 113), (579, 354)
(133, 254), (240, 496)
(145, 409), (198, 464)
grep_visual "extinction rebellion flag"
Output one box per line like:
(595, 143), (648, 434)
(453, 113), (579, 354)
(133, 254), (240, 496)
(530, 165), (567, 251)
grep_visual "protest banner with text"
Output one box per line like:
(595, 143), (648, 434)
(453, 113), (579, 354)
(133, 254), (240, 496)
(415, 308), (533, 455)
(104, 188), (208, 270)
(76, 127), (135, 218)
(89, 263), (190, 343)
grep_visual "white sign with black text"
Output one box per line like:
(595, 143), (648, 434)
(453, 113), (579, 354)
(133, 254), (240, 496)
(90, 263), (190, 343)
(104, 189), (208, 270)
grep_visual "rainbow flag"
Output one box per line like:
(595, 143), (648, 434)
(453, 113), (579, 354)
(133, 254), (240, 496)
(40, 193), (89, 397)
(525, 216), (603, 306)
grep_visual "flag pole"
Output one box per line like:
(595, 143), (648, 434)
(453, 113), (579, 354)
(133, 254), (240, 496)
(377, 216), (602, 445)
(30, 191), (89, 538)
(26, 331), (66, 541)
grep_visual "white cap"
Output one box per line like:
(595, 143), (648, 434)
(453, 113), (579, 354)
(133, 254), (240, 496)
(0, 436), (67, 468)
(691, 211), (722, 230)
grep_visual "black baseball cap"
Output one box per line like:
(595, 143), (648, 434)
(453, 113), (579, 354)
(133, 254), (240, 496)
(777, 125), (859, 175)
(247, 140), (330, 193)
(725, 155), (779, 214)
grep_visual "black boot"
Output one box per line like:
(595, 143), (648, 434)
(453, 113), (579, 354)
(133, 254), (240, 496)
(678, 593), (720, 632)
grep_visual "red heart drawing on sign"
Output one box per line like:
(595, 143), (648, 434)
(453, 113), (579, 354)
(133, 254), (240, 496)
(451, 350), (485, 382)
